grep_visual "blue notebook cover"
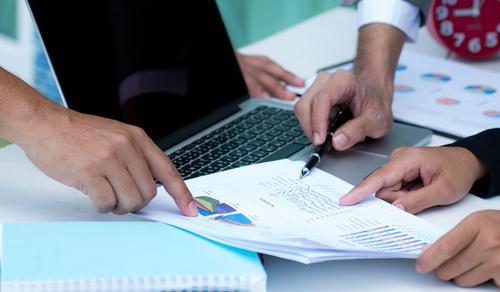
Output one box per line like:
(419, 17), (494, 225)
(1, 222), (266, 291)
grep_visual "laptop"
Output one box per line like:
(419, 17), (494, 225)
(27, 0), (432, 185)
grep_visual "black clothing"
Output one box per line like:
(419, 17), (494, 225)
(448, 129), (500, 197)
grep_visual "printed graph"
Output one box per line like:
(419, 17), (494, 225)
(465, 85), (497, 95)
(335, 218), (383, 232)
(395, 64), (407, 72)
(484, 110), (500, 118)
(339, 225), (428, 253)
(421, 73), (451, 82)
(195, 196), (236, 216)
(436, 97), (460, 105)
(258, 176), (365, 223)
(194, 196), (254, 227)
(394, 84), (415, 93)
(215, 213), (255, 227)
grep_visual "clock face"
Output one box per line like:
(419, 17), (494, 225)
(428, 0), (500, 60)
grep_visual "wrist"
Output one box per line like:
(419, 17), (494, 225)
(356, 69), (394, 95)
(8, 96), (70, 150)
(352, 22), (405, 100)
(0, 68), (69, 148)
(456, 147), (488, 182)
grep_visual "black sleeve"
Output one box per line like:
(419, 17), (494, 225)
(446, 129), (500, 198)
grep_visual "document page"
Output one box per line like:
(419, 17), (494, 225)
(137, 159), (445, 263)
(287, 50), (500, 138)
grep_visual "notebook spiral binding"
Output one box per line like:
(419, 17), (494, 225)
(1, 274), (266, 292)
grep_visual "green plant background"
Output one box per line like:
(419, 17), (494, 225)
(0, 0), (16, 148)
(0, 0), (17, 39)
(0, 139), (9, 148)
(217, 0), (342, 48)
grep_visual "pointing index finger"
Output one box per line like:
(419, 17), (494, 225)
(140, 137), (198, 216)
(340, 156), (414, 205)
(340, 168), (388, 205)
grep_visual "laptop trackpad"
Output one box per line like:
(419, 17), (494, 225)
(319, 150), (388, 186)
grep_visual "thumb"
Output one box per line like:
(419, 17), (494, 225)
(392, 183), (443, 214)
(332, 114), (374, 150)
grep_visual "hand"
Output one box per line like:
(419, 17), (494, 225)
(236, 52), (304, 100)
(20, 106), (198, 216)
(294, 70), (393, 150)
(416, 210), (500, 287)
(294, 23), (406, 150)
(340, 147), (487, 214)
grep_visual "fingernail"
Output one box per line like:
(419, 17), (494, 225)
(294, 76), (305, 86)
(313, 132), (322, 145)
(339, 196), (350, 205)
(332, 133), (348, 150)
(393, 202), (405, 211)
(261, 92), (272, 99)
(415, 262), (424, 273)
(285, 91), (296, 100)
(188, 201), (199, 217)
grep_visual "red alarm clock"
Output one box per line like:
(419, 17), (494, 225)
(428, 0), (500, 60)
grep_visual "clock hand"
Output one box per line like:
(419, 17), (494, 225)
(473, 0), (480, 10)
(454, 8), (475, 17)
(474, 0), (486, 17)
(454, 0), (479, 17)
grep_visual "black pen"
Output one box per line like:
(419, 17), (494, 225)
(299, 107), (352, 178)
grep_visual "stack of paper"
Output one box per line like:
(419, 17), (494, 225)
(287, 50), (500, 138)
(137, 159), (445, 264)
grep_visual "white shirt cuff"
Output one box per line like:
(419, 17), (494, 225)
(357, 0), (421, 42)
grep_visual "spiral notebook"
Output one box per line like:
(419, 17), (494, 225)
(0, 222), (266, 292)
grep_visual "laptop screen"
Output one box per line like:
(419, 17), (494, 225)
(27, 0), (249, 147)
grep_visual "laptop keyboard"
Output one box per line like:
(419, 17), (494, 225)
(169, 105), (311, 179)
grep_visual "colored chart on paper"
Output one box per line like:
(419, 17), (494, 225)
(395, 64), (407, 71)
(216, 214), (255, 227)
(195, 196), (236, 216)
(465, 85), (497, 95)
(483, 110), (500, 118)
(339, 225), (428, 253)
(436, 97), (460, 105)
(394, 84), (415, 93)
(194, 196), (254, 227)
(196, 196), (219, 213)
(421, 73), (451, 82)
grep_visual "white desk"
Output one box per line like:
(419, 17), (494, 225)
(239, 7), (500, 291)
(1, 7), (499, 291)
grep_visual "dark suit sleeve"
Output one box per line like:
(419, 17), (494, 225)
(446, 129), (500, 197)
